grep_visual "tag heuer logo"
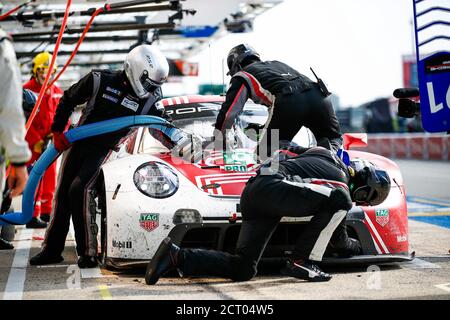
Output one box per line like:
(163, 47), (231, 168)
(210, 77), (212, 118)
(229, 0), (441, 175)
(375, 209), (389, 227)
(139, 213), (159, 232)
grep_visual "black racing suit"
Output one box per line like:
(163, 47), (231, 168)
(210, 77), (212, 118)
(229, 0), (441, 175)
(176, 147), (353, 281)
(215, 60), (342, 158)
(43, 69), (167, 258)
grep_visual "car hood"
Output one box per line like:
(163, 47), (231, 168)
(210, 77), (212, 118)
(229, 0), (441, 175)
(148, 149), (403, 198)
(157, 150), (257, 197)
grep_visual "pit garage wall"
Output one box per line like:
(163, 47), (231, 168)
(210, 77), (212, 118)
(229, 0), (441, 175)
(352, 133), (450, 161)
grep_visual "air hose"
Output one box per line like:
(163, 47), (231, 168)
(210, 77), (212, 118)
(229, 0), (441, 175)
(0, 115), (179, 226)
(47, 6), (105, 87)
(25, 0), (72, 132)
(0, 0), (35, 21)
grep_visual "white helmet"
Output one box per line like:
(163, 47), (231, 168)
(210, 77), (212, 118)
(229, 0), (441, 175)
(124, 45), (169, 99)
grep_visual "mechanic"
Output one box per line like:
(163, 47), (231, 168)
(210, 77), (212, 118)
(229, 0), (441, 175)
(214, 43), (342, 159)
(24, 52), (64, 228)
(0, 28), (32, 249)
(145, 146), (391, 284)
(29, 44), (170, 268)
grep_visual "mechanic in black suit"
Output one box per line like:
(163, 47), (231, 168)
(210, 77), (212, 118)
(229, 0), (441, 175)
(29, 45), (170, 268)
(214, 43), (342, 158)
(145, 145), (391, 283)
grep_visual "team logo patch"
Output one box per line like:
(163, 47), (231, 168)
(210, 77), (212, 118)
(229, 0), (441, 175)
(106, 86), (122, 96)
(121, 97), (139, 112)
(139, 213), (159, 232)
(375, 209), (389, 227)
(102, 93), (118, 103)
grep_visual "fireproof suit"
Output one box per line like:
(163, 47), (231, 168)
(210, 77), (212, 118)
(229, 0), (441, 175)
(177, 147), (352, 281)
(24, 77), (63, 218)
(0, 30), (32, 210)
(42, 69), (167, 257)
(215, 60), (342, 156)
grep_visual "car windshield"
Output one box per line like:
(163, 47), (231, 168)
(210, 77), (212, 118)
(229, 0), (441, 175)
(138, 101), (316, 155)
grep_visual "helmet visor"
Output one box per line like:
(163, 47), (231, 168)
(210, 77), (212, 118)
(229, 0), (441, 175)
(139, 71), (162, 93)
(353, 185), (376, 205)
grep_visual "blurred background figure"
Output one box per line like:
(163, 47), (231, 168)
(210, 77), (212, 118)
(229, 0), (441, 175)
(0, 27), (31, 249)
(24, 51), (63, 228)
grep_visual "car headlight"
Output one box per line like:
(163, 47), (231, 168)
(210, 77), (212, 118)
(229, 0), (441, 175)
(133, 162), (179, 198)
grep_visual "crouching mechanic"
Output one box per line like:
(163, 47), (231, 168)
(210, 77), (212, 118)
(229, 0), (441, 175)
(145, 146), (391, 284)
(30, 44), (170, 268)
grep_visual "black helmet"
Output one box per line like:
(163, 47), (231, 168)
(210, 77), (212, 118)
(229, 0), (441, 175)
(226, 43), (260, 76)
(349, 159), (391, 206)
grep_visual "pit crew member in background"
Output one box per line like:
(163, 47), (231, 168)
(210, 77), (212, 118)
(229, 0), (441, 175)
(214, 43), (342, 159)
(145, 146), (390, 284)
(30, 45), (170, 268)
(24, 52), (64, 228)
(0, 28), (32, 249)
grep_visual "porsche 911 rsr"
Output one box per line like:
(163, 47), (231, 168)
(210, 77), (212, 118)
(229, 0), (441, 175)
(93, 95), (414, 269)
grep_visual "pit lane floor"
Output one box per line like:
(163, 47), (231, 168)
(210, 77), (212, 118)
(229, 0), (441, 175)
(0, 160), (449, 300)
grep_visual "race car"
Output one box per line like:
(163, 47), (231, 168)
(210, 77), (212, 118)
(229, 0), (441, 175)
(93, 95), (414, 268)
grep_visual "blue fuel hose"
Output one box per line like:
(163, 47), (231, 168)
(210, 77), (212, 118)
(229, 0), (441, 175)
(0, 115), (176, 226)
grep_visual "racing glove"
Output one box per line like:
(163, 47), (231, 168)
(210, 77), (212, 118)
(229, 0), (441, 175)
(52, 131), (71, 153)
(34, 134), (55, 154)
(33, 140), (45, 154)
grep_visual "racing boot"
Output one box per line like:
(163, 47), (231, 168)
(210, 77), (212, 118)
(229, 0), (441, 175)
(78, 255), (98, 268)
(30, 251), (64, 265)
(40, 214), (51, 223)
(0, 237), (14, 250)
(26, 217), (48, 229)
(145, 237), (181, 285)
(280, 259), (332, 282)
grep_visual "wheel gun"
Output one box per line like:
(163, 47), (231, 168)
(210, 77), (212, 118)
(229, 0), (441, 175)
(310, 67), (331, 97)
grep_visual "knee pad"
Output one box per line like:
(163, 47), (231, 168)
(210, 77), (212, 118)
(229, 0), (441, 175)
(329, 188), (352, 211)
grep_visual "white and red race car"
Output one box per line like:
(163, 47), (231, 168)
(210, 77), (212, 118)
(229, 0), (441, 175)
(94, 95), (414, 268)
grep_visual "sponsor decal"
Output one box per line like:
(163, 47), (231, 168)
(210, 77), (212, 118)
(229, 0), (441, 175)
(145, 54), (154, 68)
(102, 93), (119, 103)
(397, 235), (408, 243)
(139, 213), (159, 232)
(375, 209), (389, 227)
(121, 96), (139, 111)
(112, 240), (132, 249)
(106, 86), (122, 96)
(165, 105), (220, 117)
(224, 164), (247, 172)
(425, 54), (450, 74)
(201, 183), (221, 190)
